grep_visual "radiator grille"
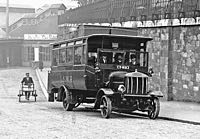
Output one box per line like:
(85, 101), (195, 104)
(126, 77), (147, 95)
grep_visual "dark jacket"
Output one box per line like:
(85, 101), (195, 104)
(21, 77), (34, 85)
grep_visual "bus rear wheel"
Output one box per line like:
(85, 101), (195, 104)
(63, 88), (74, 111)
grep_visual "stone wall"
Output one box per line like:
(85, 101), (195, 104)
(172, 26), (200, 102)
(138, 26), (200, 102)
(138, 28), (169, 100)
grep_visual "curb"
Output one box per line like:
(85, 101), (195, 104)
(122, 111), (200, 125)
(158, 116), (200, 125)
(35, 69), (48, 100)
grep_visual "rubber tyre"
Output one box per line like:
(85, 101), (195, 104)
(34, 95), (37, 102)
(18, 91), (21, 102)
(63, 88), (74, 111)
(100, 95), (112, 118)
(34, 91), (37, 102)
(148, 98), (160, 119)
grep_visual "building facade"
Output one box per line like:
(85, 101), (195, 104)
(0, 3), (35, 38)
(0, 39), (23, 67)
(0, 4), (66, 68)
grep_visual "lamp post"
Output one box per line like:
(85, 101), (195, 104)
(6, 0), (9, 38)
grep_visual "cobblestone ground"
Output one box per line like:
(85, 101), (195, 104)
(0, 68), (200, 139)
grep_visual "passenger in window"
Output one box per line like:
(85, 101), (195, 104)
(100, 55), (107, 64)
(115, 54), (123, 64)
(75, 55), (81, 64)
(130, 54), (139, 66)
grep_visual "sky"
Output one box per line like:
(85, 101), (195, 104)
(1, 0), (78, 9)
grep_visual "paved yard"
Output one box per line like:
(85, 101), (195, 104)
(0, 68), (200, 139)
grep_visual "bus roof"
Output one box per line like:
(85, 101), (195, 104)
(51, 34), (153, 46)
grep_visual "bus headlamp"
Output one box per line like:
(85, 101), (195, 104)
(118, 85), (126, 93)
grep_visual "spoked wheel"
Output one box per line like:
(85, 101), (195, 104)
(33, 91), (37, 102)
(63, 88), (74, 111)
(18, 91), (21, 102)
(148, 97), (160, 119)
(100, 95), (112, 118)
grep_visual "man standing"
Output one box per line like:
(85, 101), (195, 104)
(21, 73), (34, 100)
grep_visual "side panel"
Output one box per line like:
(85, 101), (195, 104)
(85, 65), (96, 90)
(50, 66), (74, 89)
(72, 65), (87, 90)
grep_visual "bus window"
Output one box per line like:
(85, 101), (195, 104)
(82, 45), (86, 64)
(114, 53), (123, 64)
(66, 47), (73, 64)
(99, 51), (113, 64)
(74, 46), (83, 65)
(59, 49), (66, 63)
(140, 53), (144, 66)
(130, 52), (138, 66)
(140, 52), (148, 67)
(52, 50), (59, 66)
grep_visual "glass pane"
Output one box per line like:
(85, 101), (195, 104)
(82, 45), (86, 64)
(66, 48), (73, 64)
(74, 46), (82, 65)
(99, 51), (113, 64)
(140, 53), (144, 66)
(59, 49), (66, 63)
(52, 50), (59, 66)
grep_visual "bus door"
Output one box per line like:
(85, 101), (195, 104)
(72, 45), (87, 90)
(97, 49), (115, 87)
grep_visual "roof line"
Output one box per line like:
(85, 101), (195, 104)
(51, 34), (153, 45)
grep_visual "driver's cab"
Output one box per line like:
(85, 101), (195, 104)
(95, 49), (149, 88)
(97, 49), (148, 68)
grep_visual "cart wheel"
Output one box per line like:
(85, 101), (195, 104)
(100, 95), (112, 118)
(63, 88), (74, 111)
(34, 91), (37, 102)
(34, 95), (37, 102)
(18, 91), (21, 102)
(148, 98), (160, 119)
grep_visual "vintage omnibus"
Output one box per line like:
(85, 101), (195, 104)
(48, 34), (163, 119)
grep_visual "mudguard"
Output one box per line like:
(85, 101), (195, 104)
(148, 91), (163, 97)
(57, 85), (71, 101)
(94, 88), (115, 109)
(98, 88), (115, 95)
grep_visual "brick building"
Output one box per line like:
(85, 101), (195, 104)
(0, 3), (35, 38)
(0, 4), (66, 68)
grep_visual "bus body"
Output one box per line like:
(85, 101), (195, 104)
(48, 34), (163, 119)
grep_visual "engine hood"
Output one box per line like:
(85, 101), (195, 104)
(108, 71), (128, 80)
(125, 71), (149, 78)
